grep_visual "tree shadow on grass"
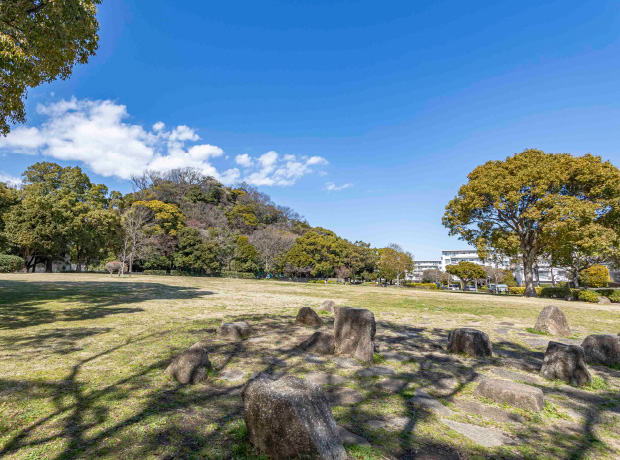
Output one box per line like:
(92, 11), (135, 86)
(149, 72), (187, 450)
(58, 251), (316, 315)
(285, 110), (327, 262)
(0, 280), (213, 330)
(1, 314), (618, 459)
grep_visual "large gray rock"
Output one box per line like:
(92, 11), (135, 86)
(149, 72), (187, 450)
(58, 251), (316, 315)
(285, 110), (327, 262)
(447, 328), (492, 358)
(581, 334), (620, 367)
(474, 378), (545, 412)
(242, 374), (347, 460)
(296, 307), (324, 328)
(534, 306), (571, 336)
(299, 331), (335, 355)
(217, 321), (251, 340)
(540, 341), (592, 386)
(165, 342), (211, 384)
(321, 300), (337, 313)
(334, 307), (376, 363)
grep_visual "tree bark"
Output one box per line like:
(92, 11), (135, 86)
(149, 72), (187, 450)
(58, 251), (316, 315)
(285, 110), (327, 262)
(45, 257), (53, 273)
(522, 254), (537, 297)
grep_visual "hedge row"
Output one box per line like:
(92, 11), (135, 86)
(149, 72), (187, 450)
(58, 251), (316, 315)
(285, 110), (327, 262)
(404, 282), (439, 290)
(0, 255), (25, 273)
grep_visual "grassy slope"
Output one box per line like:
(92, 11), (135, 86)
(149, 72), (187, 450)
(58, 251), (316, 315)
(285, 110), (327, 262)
(0, 274), (619, 459)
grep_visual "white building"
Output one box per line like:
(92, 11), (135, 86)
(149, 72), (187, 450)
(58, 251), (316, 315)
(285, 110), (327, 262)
(406, 260), (442, 282)
(438, 249), (569, 285)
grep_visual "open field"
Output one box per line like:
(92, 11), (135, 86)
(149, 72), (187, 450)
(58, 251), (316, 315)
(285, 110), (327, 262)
(1, 274), (619, 459)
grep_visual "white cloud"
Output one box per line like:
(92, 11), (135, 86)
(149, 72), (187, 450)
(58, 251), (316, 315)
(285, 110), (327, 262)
(235, 153), (253, 167)
(325, 182), (352, 191)
(0, 97), (327, 186)
(0, 172), (21, 187)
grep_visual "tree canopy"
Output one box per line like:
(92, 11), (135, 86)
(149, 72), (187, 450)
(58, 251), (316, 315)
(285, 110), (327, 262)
(443, 149), (620, 296)
(0, 0), (100, 135)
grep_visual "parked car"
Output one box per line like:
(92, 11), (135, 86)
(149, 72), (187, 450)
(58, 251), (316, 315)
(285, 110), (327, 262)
(465, 286), (478, 292)
(447, 285), (460, 291)
(488, 283), (508, 294)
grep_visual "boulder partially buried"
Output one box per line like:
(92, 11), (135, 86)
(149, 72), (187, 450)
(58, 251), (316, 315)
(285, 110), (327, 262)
(296, 307), (324, 328)
(299, 331), (335, 355)
(540, 341), (592, 386)
(334, 307), (376, 363)
(217, 321), (251, 340)
(447, 328), (492, 358)
(242, 374), (347, 460)
(165, 342), (212, 384)
(581, 334), (620, 367)
(474, 378), (545, 412)
(534, 305), (571, 336)
(321, 300), (337, 313)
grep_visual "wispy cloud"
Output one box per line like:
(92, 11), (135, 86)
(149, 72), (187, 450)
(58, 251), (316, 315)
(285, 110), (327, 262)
(0, 171), (21, 187)
(0, 97), (328, 187)
(325, 181), (352, 191)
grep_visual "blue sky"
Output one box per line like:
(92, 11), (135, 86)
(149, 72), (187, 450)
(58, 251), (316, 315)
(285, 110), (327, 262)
(2, 0), (620, 259)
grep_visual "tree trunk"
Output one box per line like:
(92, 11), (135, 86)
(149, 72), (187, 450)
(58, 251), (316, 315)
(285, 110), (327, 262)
(550, 267), (556, 287)
(45, 258), (53, 273)
(77, 260), (82, 272)
(534, 263), (540, 287)
(522, 255), (537, 297)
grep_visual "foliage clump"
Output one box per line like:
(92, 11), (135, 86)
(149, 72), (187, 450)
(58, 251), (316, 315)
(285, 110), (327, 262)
(0, 254), (25, 273)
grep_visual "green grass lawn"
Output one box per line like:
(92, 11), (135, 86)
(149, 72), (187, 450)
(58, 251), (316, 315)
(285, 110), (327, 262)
(1, 273), (619, 459)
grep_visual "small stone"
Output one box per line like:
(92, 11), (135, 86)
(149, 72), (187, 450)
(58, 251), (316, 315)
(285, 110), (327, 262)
(296, 307), (323, 328)
(321, 300), (337, 313)
(305, 372), (348, 386)
(299, 331), (335, 355)
(534, 306), (571, 336)
(334, 307), (376, 363)
(581, 334), (620, 367)
(242, 374), (347, 459)
(356, 366), (396, 377)
(540, 341), (592, 386)
(598, 296), (611, 305)
(381, 351), (415, 362)
(409, 389), (453, 417)
(440, 419), (514, 447)
(217, 321), (251, 340)
(338, 426), (370, 447)
(474, 378), (545, 412)
(447, 328), (492, 358)
(165, 342), (212, 385)
(326, 387), (364, 406)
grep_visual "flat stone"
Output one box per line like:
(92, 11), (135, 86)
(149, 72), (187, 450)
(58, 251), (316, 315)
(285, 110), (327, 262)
(264, 357), (288, 367)
(421, 372), (458, 395)
(356, 366), (396, 377)
(298, 331), (335, 355)
(375, 378), (409, 393)
(382, 351), (415, 362)
(326, 387), (364, 406)
(332, 356), (362, 368)
(440, 419), (514, 447)
(366, 416), (414, 432)
(404, 447), (461, 460)
(304, 353), (327, 365)
(523, 337), (552, 349)
(218, 368), (246, 382)
(495, 328), (509, 334)
(500, 322), (515, 326)
(338, 426), (370, 447)
(409, 389), (453, 417)
(305, 372), (348, 386)
(474, 378), (545, 412)
(247, 336), (268, 344)
(490, 368), (541, 385)
(453, 399), (526, 424)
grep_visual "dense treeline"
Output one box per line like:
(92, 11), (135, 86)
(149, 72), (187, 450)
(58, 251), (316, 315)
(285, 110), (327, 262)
(0, 162), (411, 281)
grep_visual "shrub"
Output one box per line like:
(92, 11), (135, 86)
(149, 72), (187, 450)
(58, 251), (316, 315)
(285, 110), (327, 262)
(221, 271), (256, 279)
(581, 265), (611, 288)
(0, 255), (25, 273)
(508, 286), (526, 295)
(143, 269), (167, 276)
(539, 285), (572, 299)
(576, 290), (601, 303)
(598, 289), (620, 303)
